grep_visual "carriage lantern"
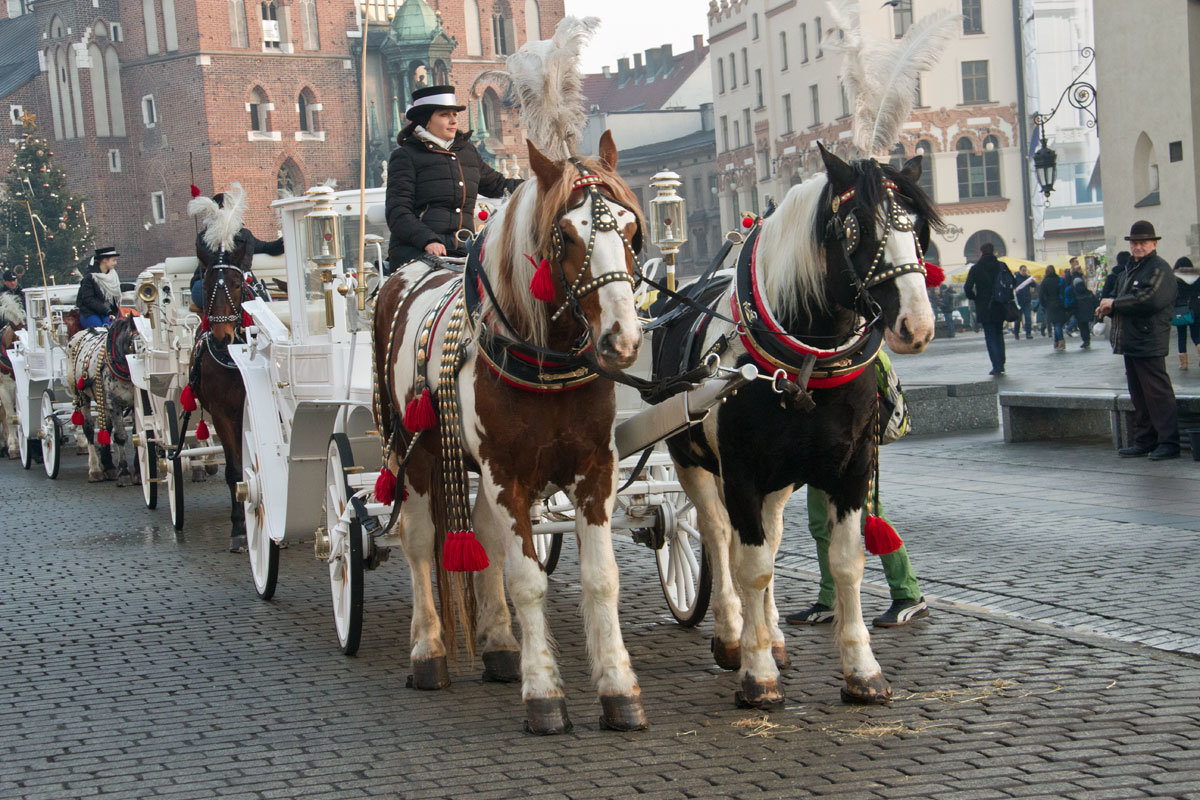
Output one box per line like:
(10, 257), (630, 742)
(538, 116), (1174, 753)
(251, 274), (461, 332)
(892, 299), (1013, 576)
(304, 185), (343, 329)
(648, 171), (688, 292)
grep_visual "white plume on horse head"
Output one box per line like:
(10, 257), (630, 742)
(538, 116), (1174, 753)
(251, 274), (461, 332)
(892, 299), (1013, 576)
(188, 182), (248, 252)
(471, 16), (600, 161)
(824, 1), (959, 157)
(0, 293), (25, 328)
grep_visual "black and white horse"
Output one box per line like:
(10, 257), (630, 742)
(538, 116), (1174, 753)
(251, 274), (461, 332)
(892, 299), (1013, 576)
(653, 144), (939, 709)
(66, 315), (139, 484)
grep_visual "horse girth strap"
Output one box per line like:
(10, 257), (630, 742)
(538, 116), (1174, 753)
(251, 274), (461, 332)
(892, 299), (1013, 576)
(437, 293), (473, 534)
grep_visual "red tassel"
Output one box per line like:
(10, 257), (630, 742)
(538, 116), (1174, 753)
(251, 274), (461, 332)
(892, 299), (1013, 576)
(190, 184), (201, 198)
(180, 384), (198, 412)
(374, 467), (396, 505)
(444, 530), (489, 572)
(200, 316), (211, 332)
(70, 409), (84, 425)
(864, 514), (904, 556)
(76, 377), (85, 390)
(527, 255), (555, 303)
(403, 387), (436, 432)
(923, 261), (945, 288)
(241, 310), (253, 328)
(96, 429), (111, 446)
(194, 419), (210, 441)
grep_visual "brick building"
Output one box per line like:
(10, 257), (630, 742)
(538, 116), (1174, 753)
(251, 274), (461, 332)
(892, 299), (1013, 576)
(0, 0), (562, 272)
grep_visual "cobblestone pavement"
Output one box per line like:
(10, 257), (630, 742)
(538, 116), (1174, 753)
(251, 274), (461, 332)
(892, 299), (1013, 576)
(3, 429), (1200, 799)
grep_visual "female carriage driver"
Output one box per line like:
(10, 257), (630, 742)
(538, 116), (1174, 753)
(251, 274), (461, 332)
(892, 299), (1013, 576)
(76, 247), (122, 328)
(385, 85), (522, 267)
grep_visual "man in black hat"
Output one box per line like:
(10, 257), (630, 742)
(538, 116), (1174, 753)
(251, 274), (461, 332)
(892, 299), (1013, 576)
(76, 247), (122, 328)
(385, 84), (521, 266)
(0, 268), (23, 310)
(1097, 220), (1180, 460)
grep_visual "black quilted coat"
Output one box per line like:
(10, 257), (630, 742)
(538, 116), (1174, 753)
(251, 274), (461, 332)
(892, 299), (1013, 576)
(76, 263), (119, 319)
(385, 129), (521, 264)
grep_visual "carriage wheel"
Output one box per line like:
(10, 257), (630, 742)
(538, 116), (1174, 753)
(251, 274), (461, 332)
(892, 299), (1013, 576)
(532, 531), (563, 574)
(164, 401), (185, 531)
(651, 464), (711, 627)
(326, 433), (363, 656)
(18, 414), (32, 470)
(242, 401), (278, 600)
(136, 390), (158, 510)
(41, 389), (59, 480)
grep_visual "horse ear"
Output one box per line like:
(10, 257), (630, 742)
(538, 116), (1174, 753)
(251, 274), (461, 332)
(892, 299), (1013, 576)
(817, 141), (855, 188)
(598, 130), (618, 171)
(527, 139), (562, 193)
(900, 155), (924, 186)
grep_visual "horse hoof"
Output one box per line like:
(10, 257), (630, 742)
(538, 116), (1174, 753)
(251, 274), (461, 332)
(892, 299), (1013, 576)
(103, 469), (119, 481)
(734, 675), (785, 710)
(190, 467), (206, 482)
(406, 656), (450, 690)
(481, 650), (521, 683)
(116, 474), (132, 488)
(841, 673), (892, 705)
(76, 447), (89, 456)
(599, 694), (648, 731)
(711, 636), (740, 671)
(88, 472), (105, 483)
(229, 536), (247, 553)
(524, 697), (572, 735)
(772, 642), (790, 670)
(205, 463), (220, 476)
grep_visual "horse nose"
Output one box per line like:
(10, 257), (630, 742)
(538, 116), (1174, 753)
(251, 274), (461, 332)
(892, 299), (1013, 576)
(599, 329), (640, 363)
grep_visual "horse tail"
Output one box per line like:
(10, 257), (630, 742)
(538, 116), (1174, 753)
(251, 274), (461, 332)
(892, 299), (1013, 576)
(431, 459), (478, 666)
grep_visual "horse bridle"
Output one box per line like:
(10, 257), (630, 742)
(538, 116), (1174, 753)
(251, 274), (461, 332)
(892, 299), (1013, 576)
(204, 248), (246, 326)
(545, 159), (643, 325)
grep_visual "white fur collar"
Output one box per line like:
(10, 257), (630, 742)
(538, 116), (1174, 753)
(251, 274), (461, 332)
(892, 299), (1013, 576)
(414, 126), (453, 151)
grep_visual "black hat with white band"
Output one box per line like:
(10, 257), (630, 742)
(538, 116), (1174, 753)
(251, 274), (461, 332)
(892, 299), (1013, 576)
(405, 85), (466, 122)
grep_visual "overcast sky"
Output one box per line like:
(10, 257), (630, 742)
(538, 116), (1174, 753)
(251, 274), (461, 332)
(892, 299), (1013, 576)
(563, 0), (711, 74)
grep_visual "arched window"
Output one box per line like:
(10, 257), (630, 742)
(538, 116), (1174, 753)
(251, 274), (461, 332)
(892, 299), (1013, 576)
(481, 87), (502, 136)
(492, 0), (514, 56)
(163, 0), (178, 51)
(464, 0), (482, 56)
(67, 46), (84, 139)
(229, 0), (249, 47)
(524, 0), (540, 44)
(298, 0), (319, 50)
(261, 1), (281, 49)
(88, 43), (110, 137)
(104, 47), (126, 136)
(277, 158), (303, 198)
(717, 57), (725, 93)
(914, 139), (935, 199)
(249, 87), (269, 132)
(956, 135), (1000, 199)
(144, 0), (160, 55)
(1133, 131), (1158, 204)
(433, 60), (449, 85)
(298, 87), (319, 133)
(964, 230), (1005, 262)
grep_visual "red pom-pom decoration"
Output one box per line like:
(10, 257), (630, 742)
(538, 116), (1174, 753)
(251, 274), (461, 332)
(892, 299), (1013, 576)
(527, 254), (555, 303)
(403, 387), (436, 432)
(863, 514), (904, 556)
(241, 310), (253, 328)
(742, 215), (754, 229)
(923, 261), (945, 288)
(200, 316), (211, 332)
(190, 184), (201, 198)
(194, 419), (210, 441)
(76, 376), (85, 390)
(180, 384), (198, 412)
(443, 530), (489, 572)
(70, 409), (85, 426)
(478, 209), (489, 221)
(374, 467), (397, 505)
(96, 429), (111, 446)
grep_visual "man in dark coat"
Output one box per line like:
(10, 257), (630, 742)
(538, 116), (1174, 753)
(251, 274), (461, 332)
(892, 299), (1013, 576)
(1071, 276), (1098, 349)
(0, 268), (24, 311)
(385, 85), (521, 266)
(188, 191), (284, 311)
(962, 242), (1013, 375)
(1013, 264), (1035, 339)
(1097, 221), (1180, 460)
(1100, 250), (1131, 300)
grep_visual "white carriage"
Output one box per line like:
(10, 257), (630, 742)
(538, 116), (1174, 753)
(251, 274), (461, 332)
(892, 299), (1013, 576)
(229, 185), (754, 655)
(9, 284), (82, 478)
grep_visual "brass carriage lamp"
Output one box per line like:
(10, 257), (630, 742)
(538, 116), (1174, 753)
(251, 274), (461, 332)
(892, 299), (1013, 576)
(649, 171), (688, 292)
(304, 185), (343, 329)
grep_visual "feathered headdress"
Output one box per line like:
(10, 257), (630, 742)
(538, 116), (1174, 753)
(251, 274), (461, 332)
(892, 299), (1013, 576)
(471, 16), (601, 161)
(188, 182), (248, 252)
(825, 1), (959, 157)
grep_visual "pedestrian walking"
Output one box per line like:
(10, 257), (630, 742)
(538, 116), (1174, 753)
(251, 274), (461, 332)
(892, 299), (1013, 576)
(1097, 221), (1180, 461)
(1101, 250), (1131, 300)
(1039, 266), (1070, 350)
(1013, 264), (1035, 339)
(1172, 256), (1200, 370)
(76, 247), (121, 328)
(934, 284), (956, 338)
(1072, 276), (1098, 349)
(962, 243), (1015, 375)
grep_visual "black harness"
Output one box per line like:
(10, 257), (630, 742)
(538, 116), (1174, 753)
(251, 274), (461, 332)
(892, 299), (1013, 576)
(103, 320), (132, 383)
(203, 248), (247, 327)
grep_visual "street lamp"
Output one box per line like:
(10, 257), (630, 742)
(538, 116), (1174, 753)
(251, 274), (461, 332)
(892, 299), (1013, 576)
(648, 171), (688, 292)
(1032, 46), (1098, 199)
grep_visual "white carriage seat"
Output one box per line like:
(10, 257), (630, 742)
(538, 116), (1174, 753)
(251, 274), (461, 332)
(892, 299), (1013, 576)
(258, 299), (326, 336)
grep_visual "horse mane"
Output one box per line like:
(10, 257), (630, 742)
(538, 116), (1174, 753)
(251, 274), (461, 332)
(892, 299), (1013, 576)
(478, 155), (643, 347)
(0, 293), (25, 328)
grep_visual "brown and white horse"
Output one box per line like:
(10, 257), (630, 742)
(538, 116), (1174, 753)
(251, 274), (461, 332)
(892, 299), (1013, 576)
(374, 132), (645, 734)
(0, 293), (27, 458)
(653, 145), (939, 709)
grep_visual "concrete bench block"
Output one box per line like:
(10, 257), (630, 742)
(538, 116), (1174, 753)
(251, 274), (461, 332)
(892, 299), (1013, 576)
(907, 382), (999, 435)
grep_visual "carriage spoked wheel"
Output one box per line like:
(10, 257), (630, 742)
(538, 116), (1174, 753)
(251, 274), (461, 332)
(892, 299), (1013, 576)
(17, 411), (34, 470)
(242, 401), (278, 600)
(325, 433), (363, 656)
(41, 389), (60, 480)
(650, 463), (711, 627)
(163, 400), (185, 531)
(136, 389), (158, 510)
(531, 490), (567, 575)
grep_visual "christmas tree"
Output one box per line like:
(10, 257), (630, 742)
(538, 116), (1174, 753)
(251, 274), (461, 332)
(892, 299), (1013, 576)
(1, 114), (92, 284)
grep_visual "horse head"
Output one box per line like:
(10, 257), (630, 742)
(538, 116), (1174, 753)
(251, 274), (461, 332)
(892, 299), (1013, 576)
(815, 143), (938, 354)
(512, 131), (643, 369)
(200, 239), (251, 346)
